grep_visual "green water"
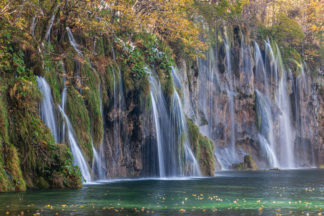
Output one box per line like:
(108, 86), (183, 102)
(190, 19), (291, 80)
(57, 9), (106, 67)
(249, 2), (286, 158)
(0, 170), (323, 215)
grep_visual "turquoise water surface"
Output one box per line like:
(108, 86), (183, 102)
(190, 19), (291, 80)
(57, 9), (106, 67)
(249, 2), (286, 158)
(0, 169), (323, 215)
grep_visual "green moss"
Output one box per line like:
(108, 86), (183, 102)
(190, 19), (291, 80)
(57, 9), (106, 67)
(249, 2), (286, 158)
(136, 33), (175, 100)
(232, 155), (258, 171)
(117, 44), (151, 111)
(81, 63), (103, 147)
(43, 57), (64, 105)
(8, 77), (81, 189)
(2, 144), (26, 191)
(66, 86), (93, 162)
(0, 87), (9, 144)
(0, 140), (13, 192)
(95, 37), (105, 56)
(187, 118), (215, 176)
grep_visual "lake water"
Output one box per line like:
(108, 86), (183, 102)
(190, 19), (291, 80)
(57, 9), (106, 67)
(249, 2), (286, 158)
(0, 169), (323, 215)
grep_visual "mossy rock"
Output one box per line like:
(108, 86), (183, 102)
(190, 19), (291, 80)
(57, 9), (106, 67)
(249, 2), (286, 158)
(51, 144), (82, 189)
(187, 118), (216, 176)
(81, 63), (103, 147)
(66, 86), (93, 162)
(0, 142), (26, 192)
(232, 155), (258, 171)
(43, 58), (64, 105)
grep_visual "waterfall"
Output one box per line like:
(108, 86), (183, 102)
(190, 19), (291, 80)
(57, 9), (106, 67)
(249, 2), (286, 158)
(277, 67), (295, 168)
(194, 35), (318, 170)
(44, 14), (56, 42)
(171, 67), (201, 175)
(255, 90), (279, 167)
(150, 91), (166, 177)
(31, 16), (38, 36)
(224, 42), (236, 154)
(37, 77), (59, 143)
(60, 62), (67, 143)
(37, 76), (91, 181)
(254, 43), (279, 168)
(111, 61), (128, 168)
(263, 42), (296, 169)
(66, 27), (83, 57)
(196, 43), (239, 170)
(59, 106), (92, 182)
(148, 68), (171, 177)
(172, 90), (201, 176)
(92, 142), (104, 180)
(272, 45), (295, 169)
(148, 66), (201, 177)
(293, 64), (315, 167)
(257, 134), (279, 167)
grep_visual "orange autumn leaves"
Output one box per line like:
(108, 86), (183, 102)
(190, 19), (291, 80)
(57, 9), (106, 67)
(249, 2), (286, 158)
(107, 0), (207, 57)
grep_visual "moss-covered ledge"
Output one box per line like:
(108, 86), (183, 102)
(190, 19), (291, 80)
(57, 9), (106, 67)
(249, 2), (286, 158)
(187, 118), (218, 176)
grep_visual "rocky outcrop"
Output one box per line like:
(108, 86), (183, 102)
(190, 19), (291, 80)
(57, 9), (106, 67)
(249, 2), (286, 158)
(232, 155), (258, 171)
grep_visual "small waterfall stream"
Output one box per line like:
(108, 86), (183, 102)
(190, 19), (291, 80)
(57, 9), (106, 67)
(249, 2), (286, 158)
(255, 90), (279, 167)
(150, 91), (166, 177)
(44, 14), (55, 42)
(66, 27), (83, 57)
(59, 106), (92, 182)
(172, 89), (201, 176)
(224, 42), (236, 155)
(148, 68), (170, 177)
(37, 77), (59, 143)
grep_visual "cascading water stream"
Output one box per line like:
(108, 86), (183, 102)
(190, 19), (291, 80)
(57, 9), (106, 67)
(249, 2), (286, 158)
(224, 42), (236, 153)
(273, 45), (295, 169)
(37, 77), (59, 143)
(59, 106), (92, 182)
(66, 27), (83, 57)
(171, 67), (201, 176)
(92, 142), (103, 180)
(254, 43), (279, 168)
(31, 16), (38, 36)
(44, 14), (55, 42)
(172, 89), (201, 176)
(150, 91), (166, 177)
(60, 62), (67, 143)
(255, 90), (279, 167)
